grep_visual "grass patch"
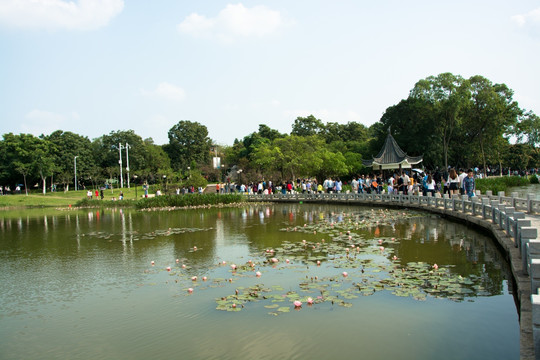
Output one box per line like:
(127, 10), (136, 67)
(475, 176), (532, 194)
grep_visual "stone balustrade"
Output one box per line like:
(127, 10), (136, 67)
(246, 189), (540, 359)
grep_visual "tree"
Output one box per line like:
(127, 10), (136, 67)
(46, 130), (93, 190)
(165, 121), (211, 171)
(291, 115), (325, 137)
(258, 124), (284, 142)
(461, 76), (521, 175)
(410, 73), (468, 169)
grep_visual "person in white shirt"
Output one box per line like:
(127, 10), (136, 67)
(458, 169), (467, 195)
(447, 168), (460, 196)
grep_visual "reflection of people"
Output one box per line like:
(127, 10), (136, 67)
(463, 169), (476, 199)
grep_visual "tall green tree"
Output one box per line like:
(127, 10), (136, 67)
(165, 121), (211, 171)
(461, 76), (521, 174)
(291, 115), (325, 137)
(410, 73), (468, 169)
(46, 130), (93, 190)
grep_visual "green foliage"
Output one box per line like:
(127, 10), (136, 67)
(134, 193), (244, 209)
(530, 175), (539, 184)
(291, 115), (325, 137)
(165, 120), (211, 171)
(475, 176), (530, 194)
(182, 171), (208, 189)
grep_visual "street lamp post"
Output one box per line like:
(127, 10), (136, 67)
(125, 142), (130, 188)
(134, 175), (138, 199)
(118, 143), (124, 188)
(74, 156), (78, 192)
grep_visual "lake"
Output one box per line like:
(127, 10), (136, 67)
(0, 204), (519, 359)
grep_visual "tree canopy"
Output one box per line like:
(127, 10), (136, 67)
(0, 72), (538, 193)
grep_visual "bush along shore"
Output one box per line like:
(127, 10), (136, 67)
(475, 175), (536, 194)
(75, 193), (245, 210)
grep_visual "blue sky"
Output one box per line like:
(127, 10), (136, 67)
(1, 0), (539, 145)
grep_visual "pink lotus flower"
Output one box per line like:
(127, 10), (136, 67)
(391, 237), (396, 241)
(342, 271), (348, 277)
(286, 259), (290, 264)
(392, 255), (398, 261)
(187, 288), (193, 293)
(222, 260), (227, 265)
(166, 266), (171, 271)
(151, 261), (155, 266)
(378, 239), (383, 244)
(182, 264), (186, 269)
(231, 264), (237, 270)
(271, 258), (278, 263)
(256, 271), (262, 277)
(348, 235), (352, 240)
(307, 297), (314, 305)
(294, 300), (302, 307)
(193, 246), (197, 251)
(317, 260), (321, 266)
(175, 259), (179, 263)
(191, 276), (197, 281)
(202, 276), (207, 281)
(433, 264), (439, 270)
(379, 246), (385, 251)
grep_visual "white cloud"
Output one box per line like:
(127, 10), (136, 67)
(178, 3), (288, 43)
(0, 0), (124, 30)
(141, 82), (186, 102)
(511, 7), (540, 27)
(21, 109), (78, 135)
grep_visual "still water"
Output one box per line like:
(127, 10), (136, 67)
(0, 204), (519, 359)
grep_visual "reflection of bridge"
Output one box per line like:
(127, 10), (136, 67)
(246, 190), (540, 359)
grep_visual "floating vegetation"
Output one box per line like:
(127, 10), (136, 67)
(81, 226), (214, 242)
(141, 208), (502, 316)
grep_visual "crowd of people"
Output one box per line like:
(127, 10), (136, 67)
(213, 167), (482, 199)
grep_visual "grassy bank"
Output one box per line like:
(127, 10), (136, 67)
(0, 186), (144, 208)
(476, 175), (535, 194)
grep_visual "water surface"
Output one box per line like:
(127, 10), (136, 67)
(0, 204), (519, 359)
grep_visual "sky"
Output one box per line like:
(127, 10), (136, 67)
(0, 0), (539, 146)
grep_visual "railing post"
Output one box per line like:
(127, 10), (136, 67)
(521, 227), (538, 275)
(531, 293), (540, 357)
(528, 194), (536, 214)
(528, 240), (540, 292)
(482, 198), (490, 219)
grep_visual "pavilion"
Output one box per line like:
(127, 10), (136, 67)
(362, 127), (423, 172)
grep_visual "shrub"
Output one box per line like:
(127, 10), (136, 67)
(476, 176), (530, 194)
(135, 193), (244, 209)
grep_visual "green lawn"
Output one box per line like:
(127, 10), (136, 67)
(0, 186), (144, 208)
